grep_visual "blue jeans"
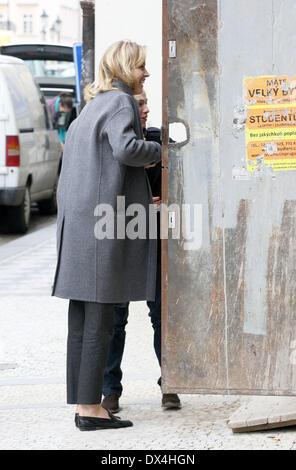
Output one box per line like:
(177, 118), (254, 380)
(103, 261), (161, 397)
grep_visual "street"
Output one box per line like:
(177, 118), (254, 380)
(0, 205), (56, 247)
(0, 223), (296, 449)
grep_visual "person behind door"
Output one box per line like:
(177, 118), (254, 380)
(54, 94), (73, 151)
(52, 40), (161, 431)
(47, 92), (73, 151)
(101, 90), (181, 413)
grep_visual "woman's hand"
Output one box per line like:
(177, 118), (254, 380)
(153, 196), (161, 209)
(143, 137), (156, 168)
(145, 162), (156, 168)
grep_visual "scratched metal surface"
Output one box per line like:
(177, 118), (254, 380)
(162, 0), (296, 395)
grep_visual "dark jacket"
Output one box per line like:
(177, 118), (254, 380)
(144, 127), (162, 260)
(144, 127), (162, 199)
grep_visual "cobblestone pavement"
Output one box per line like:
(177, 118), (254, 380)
(0, 225), (296, 450)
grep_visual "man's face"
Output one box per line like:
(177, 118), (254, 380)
(134, 92), (150, 128)
(59, 103), (71, 113)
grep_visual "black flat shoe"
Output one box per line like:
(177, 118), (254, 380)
(77, 409), (133, 431)
(75, 413), (79, 427)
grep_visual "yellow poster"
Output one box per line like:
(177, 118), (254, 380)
(244, 76), (296, 171)
(244, 76), (296, 107)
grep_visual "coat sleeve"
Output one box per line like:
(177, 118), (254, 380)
(105, 106), (161, 167)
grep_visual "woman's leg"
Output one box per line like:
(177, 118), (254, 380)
(77, 302), (114, 410)
(68, 301), (134, 426)
(67, 299), (85, 404)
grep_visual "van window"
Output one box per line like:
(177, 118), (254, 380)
(25, 60), (75, 79)
(2, 64), (46, 130)
(34, 82), (53, 130)
(2, 68), (31, 129)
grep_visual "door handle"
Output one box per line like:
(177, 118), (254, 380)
(168, 119), (190, 147)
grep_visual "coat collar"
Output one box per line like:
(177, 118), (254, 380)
(111, 79), (133, 96)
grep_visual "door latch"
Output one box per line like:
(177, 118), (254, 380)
(169, 211), (176, 229)
(169, 40), (176, 58)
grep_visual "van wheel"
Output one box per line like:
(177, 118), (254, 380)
(9, 186), (31, 234)
(38, 176), (58, 215)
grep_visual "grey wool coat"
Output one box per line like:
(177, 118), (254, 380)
(52, 80), (161, 303)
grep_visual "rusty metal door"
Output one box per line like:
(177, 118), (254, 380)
(162, 0), (296, 396)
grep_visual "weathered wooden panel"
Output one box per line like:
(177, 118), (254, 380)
(228, 396), (296, 432)
(162, 0), (296, 395)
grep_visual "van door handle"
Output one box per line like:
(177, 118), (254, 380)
(45, 135), (50, 149)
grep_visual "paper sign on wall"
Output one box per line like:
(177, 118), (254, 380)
(244, 76), (296, 172)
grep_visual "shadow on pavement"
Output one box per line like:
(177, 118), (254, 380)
(0, 204), (56, 244)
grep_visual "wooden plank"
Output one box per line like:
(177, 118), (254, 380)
(230, 419), (296, 433)
(228, 397), (296, 432)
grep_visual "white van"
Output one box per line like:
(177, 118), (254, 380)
(0, 55), (61, 233)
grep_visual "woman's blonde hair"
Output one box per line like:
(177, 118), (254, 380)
(84, 40), (146, 102)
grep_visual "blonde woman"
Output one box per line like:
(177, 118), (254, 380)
(52, 40), (161, 431)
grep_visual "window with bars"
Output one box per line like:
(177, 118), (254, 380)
(23, 14), (33, 34)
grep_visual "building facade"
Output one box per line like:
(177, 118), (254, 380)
(0, 0), (82, 46)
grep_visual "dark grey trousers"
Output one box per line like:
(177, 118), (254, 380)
(67, 300), (114, 404)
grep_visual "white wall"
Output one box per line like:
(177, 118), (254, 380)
(95, 0), (162, 128)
